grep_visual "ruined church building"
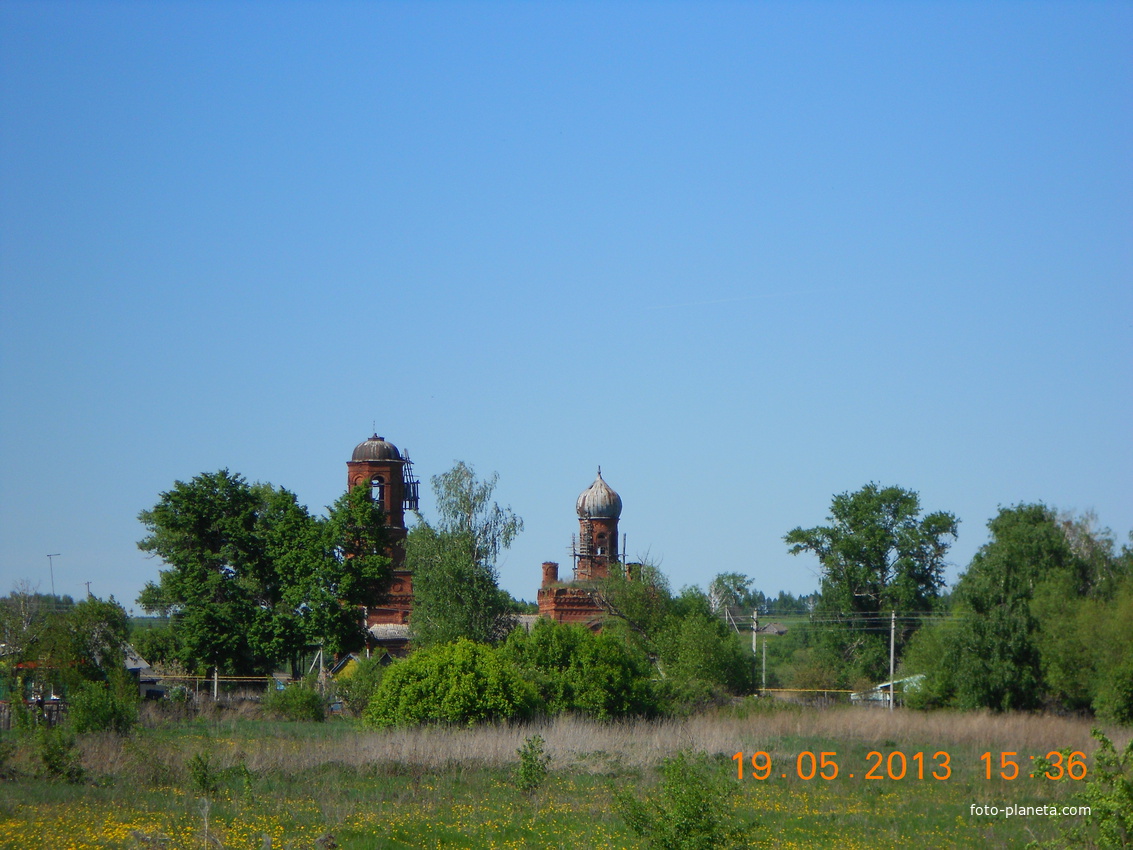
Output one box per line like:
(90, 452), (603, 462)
(345, 432), (627, 651)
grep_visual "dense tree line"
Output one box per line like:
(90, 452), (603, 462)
(707, 574), (818, 616)
(902, 504), (1133, 721)
(730, 490), (1132, 724)
(124, 466), (1130, 726)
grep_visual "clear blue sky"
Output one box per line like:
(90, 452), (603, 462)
(2, 2), (1130, 611)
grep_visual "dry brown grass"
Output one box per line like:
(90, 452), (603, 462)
(74, 706), (1130, 780)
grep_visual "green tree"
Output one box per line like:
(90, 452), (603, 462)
(590, 560), (673, 643)
(1, 590), (132, 708)
(0, 585), (74, 668)
(785, 483), (958, 684)
(951, 503), (1079, 711)
(590, 571), (754, 711)
(429, 461), (523, 566)
(129, 622), (183, 670)
(904, 505), (1130, 716)
(1058, 511), (1133, 598)
(301, 484), (392, 656)
(1032, 566), (1133, 722)
(707, 572), (752, 612)
(137, 470), (390, 674)
(1088, 580), (1133, 724)
(66, 595), (130, 681)
(138, 471), (305, 674)
(408, 462), (522, 647)
(653, 588), (753, 712)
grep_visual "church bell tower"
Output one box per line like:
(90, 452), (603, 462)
(573, 468), (623, 581)
(347, 433), (420, 625)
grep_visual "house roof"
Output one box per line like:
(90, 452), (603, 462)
(367, 623), (410, 641)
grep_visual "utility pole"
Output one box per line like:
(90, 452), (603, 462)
(762, 631), (767, 694)
(889, 609), (896, 712)
(752, 611), (759, 694)
(46, 553), (60, 599)
(84, 581), (92, 598)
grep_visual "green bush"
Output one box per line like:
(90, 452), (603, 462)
(901, 613), (964, 710)
(168, 684), (192, 705)
(363, 638), (537, 728)
(1034, 730), (1133, 849)
(1094, 659), (1133, 726)
(1080, 730), (1133, 848)
(186, 750), (255, 799)
(655, 610), (753, 697)
(37, 727), (83, 783)
(515, 734), (551, 794)
(261, 681), (326, 722)
(652, 676), (729, 717)
(187, 751), (219, 797)
(68, 676), (139, 734)
(0, 735), (16, 779)
(331, 655), (384, 717)
(9, 694), (34, 732)
(500, 619), (655, 719)
(614, 751), (747, 850)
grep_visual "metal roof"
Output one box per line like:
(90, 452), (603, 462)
(367, 623), (410, 639)
(576, 468), (622, 519)
(351, 434), (402, 462)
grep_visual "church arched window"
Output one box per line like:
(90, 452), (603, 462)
(371, 475), (385, 505)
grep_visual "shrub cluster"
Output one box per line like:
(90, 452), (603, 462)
(499, 619), (655, 719)
(614, 751), (749, 849)
(515, 734), (551, 794)
(364, 639), (537, 727)
(68, 675), (139, 734)
(330, 655), (384, 717)
(361, 608), (757, 729)
(261, 681), (326, 722)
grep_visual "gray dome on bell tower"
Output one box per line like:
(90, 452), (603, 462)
(576, 468), (622, 519)
(351, 434), (402, 462)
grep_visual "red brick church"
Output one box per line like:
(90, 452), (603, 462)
(536, 468), (626, 629)
(346, 433), (625, 649)
(346, 434), (419, 652)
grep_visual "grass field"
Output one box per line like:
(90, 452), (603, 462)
(0, 702), (1126, 849)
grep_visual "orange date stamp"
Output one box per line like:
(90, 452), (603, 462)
(732, 750), (1088, 781)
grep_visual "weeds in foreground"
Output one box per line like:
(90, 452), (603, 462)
(187, 751), (219, 798)
(515, 733), (551, 794)
(0, 736), (15, 780)
(0, 707), (1119, 848)
(614, 751), (750, 850)
(36, 728), (83, 783)
(1077, 729), (1133, 848)
(1028, 729), (1133, 850)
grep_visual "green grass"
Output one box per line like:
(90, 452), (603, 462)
(0, 704), (1122, 848)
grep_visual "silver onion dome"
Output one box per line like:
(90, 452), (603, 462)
(576, 468), (622, 519)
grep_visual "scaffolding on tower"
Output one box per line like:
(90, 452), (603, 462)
(401, 452), (420, 511)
